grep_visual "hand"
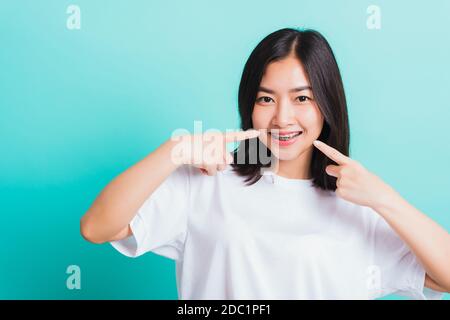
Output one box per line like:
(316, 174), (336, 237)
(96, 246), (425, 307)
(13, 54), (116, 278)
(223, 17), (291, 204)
(313, 140), (397, 209)
(170, 129), (260, 176)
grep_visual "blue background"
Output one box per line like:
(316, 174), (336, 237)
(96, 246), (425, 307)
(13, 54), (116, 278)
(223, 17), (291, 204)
(1, 0), (449, 299)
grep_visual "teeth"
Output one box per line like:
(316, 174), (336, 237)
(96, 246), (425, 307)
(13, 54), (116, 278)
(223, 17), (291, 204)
(271, 132), (302, 140)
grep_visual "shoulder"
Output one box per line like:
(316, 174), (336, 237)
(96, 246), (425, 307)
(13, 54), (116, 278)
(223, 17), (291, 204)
(177, 164), (246, 193)
(187, 164), (245, 182)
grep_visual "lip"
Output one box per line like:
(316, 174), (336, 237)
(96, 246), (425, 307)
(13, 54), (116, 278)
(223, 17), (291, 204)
(269, 131), (303, 147)
(270, 130), (302, 135)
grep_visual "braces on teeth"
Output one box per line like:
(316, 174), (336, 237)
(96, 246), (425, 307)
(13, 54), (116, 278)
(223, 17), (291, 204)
(271, 132), (302, 140)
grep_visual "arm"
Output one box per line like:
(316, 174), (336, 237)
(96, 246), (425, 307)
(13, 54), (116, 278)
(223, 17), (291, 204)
(80, 139), (181, 244)
(80, 129), (260, 244)
(313, 140), (450, 293)
(373, 190), (450, 292)
(426, 273), (449, 292)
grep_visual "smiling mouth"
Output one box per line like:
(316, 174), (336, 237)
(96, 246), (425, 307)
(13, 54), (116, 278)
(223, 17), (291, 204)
(269, 131), (303, 141)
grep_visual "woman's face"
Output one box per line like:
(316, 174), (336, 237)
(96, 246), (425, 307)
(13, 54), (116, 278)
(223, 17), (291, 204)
(252, 55), (324, 161)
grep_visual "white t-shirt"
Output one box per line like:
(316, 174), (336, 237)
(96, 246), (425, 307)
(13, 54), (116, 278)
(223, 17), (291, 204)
(110, 164), (444, 300)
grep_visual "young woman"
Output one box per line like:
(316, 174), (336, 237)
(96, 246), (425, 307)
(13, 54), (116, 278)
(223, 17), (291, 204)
(80, 28), (450, 299)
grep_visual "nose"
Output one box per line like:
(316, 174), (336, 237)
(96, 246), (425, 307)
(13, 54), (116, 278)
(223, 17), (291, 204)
(272, 100), (296, 128)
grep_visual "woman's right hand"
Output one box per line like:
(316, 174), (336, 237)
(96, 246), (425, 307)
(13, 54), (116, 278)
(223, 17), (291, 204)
(170, 129), (260, 176)
(80, 129), (260, 244)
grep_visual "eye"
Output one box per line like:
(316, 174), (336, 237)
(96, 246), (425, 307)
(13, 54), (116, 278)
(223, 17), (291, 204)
(297, 95), (311, 102)
(256, 96), (274, 104)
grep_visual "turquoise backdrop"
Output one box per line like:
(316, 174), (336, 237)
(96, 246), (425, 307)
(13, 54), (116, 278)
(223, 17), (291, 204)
(1, 0), (449, 299)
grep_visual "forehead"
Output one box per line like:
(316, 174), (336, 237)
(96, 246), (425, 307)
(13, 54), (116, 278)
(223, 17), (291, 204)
(260, 56), (310, 89)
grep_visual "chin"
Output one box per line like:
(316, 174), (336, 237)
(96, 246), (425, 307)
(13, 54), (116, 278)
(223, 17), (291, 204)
(273, 149), (305, 161)
(267, 139), (310, 161)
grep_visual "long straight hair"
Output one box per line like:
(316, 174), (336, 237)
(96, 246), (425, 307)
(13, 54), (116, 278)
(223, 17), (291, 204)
(230, 28), (350, 191)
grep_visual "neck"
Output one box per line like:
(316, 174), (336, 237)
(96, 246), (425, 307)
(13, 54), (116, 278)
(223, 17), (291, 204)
(272, 148), (313, 180)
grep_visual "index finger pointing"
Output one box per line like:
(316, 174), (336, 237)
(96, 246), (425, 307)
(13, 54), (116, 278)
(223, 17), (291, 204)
(313, 140), (349, 165)
(224, 129), (260, 143)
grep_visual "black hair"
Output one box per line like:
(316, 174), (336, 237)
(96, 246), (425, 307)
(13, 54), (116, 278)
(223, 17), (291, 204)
(230, 27), (349, 191)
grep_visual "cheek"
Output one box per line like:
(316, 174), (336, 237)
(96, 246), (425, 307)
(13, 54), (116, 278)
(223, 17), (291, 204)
(297, 106), (323, 133)
(251, 106), (271, 129)
(252, 107), (271, 145)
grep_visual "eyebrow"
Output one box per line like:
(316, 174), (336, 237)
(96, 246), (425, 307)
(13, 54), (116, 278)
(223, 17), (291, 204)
(258, 85), (312, 94)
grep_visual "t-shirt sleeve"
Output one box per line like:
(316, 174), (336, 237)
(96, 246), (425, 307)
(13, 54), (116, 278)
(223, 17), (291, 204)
(369, 213), (445, 300)
(109, 164), (191, 261)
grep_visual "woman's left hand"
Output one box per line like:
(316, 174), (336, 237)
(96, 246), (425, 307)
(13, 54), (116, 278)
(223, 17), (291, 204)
(313, 140), (397, 210)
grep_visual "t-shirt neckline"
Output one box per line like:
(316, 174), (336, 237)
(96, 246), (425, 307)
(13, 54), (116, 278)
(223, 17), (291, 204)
(262, 170), (314, 186)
